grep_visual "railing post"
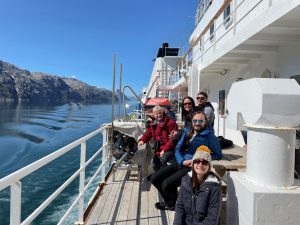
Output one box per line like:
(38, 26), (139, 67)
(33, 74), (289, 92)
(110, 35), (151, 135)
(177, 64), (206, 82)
(213, 19), (216, 52)
(10, 181), (21, 225)
(102, 128), (108, 182)
(76, 142), (86, 225)
(233, 0), (237, 35)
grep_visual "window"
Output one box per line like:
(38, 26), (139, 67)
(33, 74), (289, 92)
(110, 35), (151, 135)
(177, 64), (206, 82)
(209, 24), (214, 42)
(223, 4), (232, 27)
(199, 35), (204, 51)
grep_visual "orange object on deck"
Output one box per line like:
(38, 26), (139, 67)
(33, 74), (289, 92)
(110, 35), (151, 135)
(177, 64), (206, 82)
(145, 98), (171, 106)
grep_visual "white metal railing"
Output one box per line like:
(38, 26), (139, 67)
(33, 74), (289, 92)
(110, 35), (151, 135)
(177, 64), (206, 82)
(195, 0), (214, 25)
(193, 0), (267, 64)
(168, 0), (271, 85)
(0, 124), (113, 225)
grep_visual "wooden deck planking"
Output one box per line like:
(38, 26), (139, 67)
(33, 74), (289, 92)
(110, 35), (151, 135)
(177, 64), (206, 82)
(86, 145), (246, 225)
(212, 145), (247, 178)
(96, 169), (126, 224)
(86, 166), (175, 225)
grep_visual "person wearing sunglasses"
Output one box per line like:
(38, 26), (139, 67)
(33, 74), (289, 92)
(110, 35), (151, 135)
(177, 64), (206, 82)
(196, 91), (215, 128)
(181, 96), (200, 128)
(150, 111), (221, 211)
(174, 145), (222, 225)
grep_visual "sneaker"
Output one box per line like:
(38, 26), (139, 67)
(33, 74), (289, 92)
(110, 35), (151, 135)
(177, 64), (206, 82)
(154, 201), (175, 211)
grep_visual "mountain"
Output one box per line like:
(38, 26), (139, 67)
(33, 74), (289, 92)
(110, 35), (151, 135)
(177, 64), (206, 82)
(0, 60), (124, 103)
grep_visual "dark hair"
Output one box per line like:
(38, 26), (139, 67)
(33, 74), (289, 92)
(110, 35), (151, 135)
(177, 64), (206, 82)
(197, 91), (208, 99)
(192, 164), (211, 189)
(187, 111), (207, 138)
(181, 96), (196, 122)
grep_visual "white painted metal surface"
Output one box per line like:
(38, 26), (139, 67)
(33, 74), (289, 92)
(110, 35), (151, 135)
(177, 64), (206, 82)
(0, 125), (112, 225)
(227, 172), (300, 225)
(226, 78), (300, 225)
(227, 78), (300, 187)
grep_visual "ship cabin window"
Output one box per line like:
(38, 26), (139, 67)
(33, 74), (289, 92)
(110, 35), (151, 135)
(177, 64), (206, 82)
(223, 4), (232, 28)
(196, 0), (212, 25)
(210, 24), (214, 42)
(199, 35), (204, 51)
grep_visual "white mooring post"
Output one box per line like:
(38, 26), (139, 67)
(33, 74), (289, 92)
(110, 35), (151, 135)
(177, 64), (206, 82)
(226, 78), (300, 225)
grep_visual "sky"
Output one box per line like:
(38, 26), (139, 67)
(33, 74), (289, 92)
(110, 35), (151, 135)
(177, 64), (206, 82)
(0, 0), (198, 94)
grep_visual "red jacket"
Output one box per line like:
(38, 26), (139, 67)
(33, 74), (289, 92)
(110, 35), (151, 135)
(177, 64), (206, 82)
(139, 115), (178, 156)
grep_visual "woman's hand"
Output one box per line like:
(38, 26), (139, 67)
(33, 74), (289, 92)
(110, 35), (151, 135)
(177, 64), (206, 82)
(183, 160), (192, 167)
(159, 151), (164, 157)
(169, 130), (177, 140)
(138, 141), (144, 146)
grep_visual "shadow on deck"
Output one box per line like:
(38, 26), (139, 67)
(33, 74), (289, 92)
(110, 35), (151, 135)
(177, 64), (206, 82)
(85, 144), (246, 225)
(85, 166), (175, 225)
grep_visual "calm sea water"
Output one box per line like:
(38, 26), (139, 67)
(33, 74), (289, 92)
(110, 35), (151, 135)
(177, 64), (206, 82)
(0, 102), (123, 225)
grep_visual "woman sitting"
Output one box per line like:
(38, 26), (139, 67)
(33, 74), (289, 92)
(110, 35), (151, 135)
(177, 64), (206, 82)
(138, 105), (178, 170)
(174, 146), (222, 225)
(150, 111), (222, 210)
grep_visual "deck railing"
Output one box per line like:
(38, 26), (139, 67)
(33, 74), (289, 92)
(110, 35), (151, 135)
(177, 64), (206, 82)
(168, 0), (274, 88)
(0, 124), (113, 225)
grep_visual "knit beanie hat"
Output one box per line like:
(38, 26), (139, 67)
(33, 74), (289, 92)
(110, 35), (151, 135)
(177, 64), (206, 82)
(192, 145), (212, 162)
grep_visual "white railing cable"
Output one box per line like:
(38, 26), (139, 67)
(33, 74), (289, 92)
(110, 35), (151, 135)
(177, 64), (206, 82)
(21, 166), (82, 225)
(194, 0), (265, 64)
(58, 147), (108, 225)
(84, 156), (109, 193)
(85, 144), (107, 168)
(57, 193), (82, 225)
(0, 125), (111, 225)
(0, 126), (105, 191)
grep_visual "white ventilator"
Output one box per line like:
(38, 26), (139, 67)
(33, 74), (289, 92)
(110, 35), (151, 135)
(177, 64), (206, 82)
(226, 78), (300, 225)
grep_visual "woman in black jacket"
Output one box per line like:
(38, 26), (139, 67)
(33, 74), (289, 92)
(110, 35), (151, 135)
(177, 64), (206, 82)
(173, 145), (222, 225)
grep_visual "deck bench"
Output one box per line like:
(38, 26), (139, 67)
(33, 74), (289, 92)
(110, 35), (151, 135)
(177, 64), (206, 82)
(212, 145), (247, 186)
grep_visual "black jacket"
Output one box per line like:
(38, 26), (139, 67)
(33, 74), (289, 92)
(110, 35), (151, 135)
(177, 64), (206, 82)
(173, 172), (222, 225)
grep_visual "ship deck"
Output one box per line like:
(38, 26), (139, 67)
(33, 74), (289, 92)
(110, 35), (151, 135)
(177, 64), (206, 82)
(85, 145), (247, 225)
(85, 166), (176, 225)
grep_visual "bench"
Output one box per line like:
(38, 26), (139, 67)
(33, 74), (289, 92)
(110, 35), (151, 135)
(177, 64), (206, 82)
(212, 145), (247, 190)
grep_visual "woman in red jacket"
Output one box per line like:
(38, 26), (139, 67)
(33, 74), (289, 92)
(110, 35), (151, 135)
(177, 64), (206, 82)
(138, 105), (178, 171)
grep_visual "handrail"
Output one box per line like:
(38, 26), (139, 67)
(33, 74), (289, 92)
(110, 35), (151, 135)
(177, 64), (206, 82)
(0, 124), (113, 225)
(194, 0), (263, 64)
(169, 0), (267, 84)
(123, 85), (145, 122)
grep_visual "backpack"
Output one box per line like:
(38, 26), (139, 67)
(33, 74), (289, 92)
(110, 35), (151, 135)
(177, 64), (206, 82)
(218, 136), (233, 149)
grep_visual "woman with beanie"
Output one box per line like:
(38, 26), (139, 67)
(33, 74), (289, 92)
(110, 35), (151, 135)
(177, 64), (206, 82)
(173, 145), (222, 225)
(150, 111), (222, 211)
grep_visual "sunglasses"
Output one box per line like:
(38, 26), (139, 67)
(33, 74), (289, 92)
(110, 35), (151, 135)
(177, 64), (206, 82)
(183, 102), (192, 106)
(192, 119), (205, 124)
(196, 96), (205, 100)
(193, 159), (209, 166)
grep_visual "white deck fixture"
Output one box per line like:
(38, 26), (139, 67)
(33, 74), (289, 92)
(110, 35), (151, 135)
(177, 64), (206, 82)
(226, 78), (300, 225)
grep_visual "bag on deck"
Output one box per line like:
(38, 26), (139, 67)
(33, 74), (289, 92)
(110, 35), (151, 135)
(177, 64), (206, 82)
(218, 136), (233, 149)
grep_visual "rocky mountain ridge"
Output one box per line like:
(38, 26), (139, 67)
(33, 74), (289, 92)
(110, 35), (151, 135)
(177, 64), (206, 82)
(0, 60), (123, 103)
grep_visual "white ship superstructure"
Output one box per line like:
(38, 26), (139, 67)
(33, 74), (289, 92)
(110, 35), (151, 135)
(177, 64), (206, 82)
(145, 0), (300, 146)
(144, 1), (300, 224)
(1, 1), (300, 225)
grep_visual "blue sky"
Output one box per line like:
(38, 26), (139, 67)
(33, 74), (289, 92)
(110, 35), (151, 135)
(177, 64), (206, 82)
(0, 0), (198, 93)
